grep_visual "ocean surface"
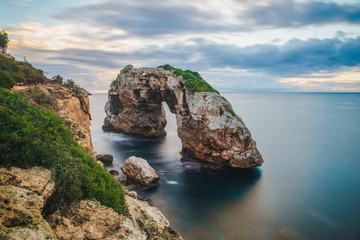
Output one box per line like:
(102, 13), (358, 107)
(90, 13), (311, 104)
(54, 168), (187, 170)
(89, 93), (360, 240)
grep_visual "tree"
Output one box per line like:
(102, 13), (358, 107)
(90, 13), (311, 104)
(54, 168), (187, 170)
(52, 75), (63, 85)
(0, 30), (9, 54)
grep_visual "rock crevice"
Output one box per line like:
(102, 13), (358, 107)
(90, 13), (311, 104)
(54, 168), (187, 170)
(104, 65), (263, 168)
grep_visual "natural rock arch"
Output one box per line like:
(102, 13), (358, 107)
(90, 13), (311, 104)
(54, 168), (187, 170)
(104, 65), (263, 168)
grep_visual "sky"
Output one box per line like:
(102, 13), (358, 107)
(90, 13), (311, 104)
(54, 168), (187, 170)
(1, 0), (360, 93)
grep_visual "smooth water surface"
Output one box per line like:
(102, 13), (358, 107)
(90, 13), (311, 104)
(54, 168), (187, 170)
(90, 93), (360, 240)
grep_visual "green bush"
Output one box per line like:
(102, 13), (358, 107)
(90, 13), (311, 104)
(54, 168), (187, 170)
(0, 70), (15, 89)
(0, 88), (126, 214)
(158, 64), (219, 94)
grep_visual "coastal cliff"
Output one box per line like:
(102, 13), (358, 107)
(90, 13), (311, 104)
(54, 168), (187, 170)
(13, 84), (94, 155)
(0, 53), (182, 239)
(104, 65), (263, 168)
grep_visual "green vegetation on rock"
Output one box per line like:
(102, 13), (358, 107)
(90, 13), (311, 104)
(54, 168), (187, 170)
(0, 88), (126, 215)
(158, 64), (219, 94)
(0, 30), (8, 53)
(0, 54), (47, 87)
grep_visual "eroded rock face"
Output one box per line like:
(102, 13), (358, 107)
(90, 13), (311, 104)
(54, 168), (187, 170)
(0, 167), (57, 240)
(104, 65), (263, 168)
(121, 156), (159, 190)
(13, 84), (93, 155)
(47, 195), (182, 240)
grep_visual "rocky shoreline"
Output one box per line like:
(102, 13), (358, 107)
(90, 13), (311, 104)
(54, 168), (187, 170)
(0, 167), (182, 239)
(0, 83), (182, 239)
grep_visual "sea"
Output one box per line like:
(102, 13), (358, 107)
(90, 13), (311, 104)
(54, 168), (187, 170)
(89, 93), (360, 240)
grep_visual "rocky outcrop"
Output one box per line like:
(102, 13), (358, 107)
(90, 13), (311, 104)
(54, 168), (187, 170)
(0, 167), (57, 239)
(13, 84), (93, 155)
(0, 167), (182, 240)
(121, 156), (159, 190)
(104, 65), (263, 168)
(48, 195), (182, 240)
(95, 154), (113, 166)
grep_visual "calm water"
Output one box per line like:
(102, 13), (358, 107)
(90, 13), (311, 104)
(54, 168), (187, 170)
(89, 93), (360, 240)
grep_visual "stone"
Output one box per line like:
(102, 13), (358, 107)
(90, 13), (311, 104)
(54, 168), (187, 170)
(48, 197), (182, 240)
(104, 65), (263, 168)
(97, 160), (106, 168)
(0, 167), (57, 240)
(121, 156), (159, 190)
(109, 169), (120, 175)
(13, 84), (94, 155)
(96, 154), (113, 166)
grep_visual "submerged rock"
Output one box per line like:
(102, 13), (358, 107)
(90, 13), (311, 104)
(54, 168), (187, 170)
(121, 156), (159, 190)
(96, 154), (113, 166)
(104, 65), (263, 168)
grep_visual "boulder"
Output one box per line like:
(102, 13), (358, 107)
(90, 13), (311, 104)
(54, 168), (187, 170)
(96, 154), (113, 166)
(121, 156), (159, 190)
(109, 169), (120, 175)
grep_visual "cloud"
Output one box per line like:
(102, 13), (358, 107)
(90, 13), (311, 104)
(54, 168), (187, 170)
(278, 67), (360, 91)
(240, 0), (360, 28)
(53, 0), (360, 37)
(54, 0), (224, 37)
(9, 0), (32, 6)
(193, 37), (360, 76)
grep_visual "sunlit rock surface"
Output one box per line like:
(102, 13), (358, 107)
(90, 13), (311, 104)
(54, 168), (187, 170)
(104, 65), (263, 168)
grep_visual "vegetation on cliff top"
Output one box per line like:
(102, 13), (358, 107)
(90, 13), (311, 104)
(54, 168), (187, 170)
(0, 88), (126, 214)
(158, 64), (219, 94)
(0, 54), (47, 89)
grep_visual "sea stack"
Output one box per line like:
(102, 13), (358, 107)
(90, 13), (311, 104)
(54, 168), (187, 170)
(104, 65), (263, 168)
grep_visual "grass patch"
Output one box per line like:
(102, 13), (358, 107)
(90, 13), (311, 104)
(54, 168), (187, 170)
(0, 88), (126, 215)
(158, 64), (219, 94)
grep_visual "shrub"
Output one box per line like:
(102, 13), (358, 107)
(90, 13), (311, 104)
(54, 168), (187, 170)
(18, 86), (58, 111)
(0, 70), (15, 89)
(0, 88), (126, 215)
(158, 64), (219, 94)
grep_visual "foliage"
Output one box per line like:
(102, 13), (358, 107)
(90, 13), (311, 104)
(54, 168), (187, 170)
(158, 64), (219, 94)
(0, 88), (126, 215)
(0, 54), (47, 84)
(0, 70), (15, 89)
(52, 74), (63, 85)
(18, 86), (58, 111)
(63, 79), (82, 94)
(229, 109), (236, 117)
(0, 30), (8, 53)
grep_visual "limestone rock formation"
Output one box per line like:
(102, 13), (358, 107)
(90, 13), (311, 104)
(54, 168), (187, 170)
(104, 65), (263, 168)
(121, 156), (159, 190)
(47, 195), (182, 240)
(0, 167), (57, 239)
(13, 84), (93, 155)
(0, 167), (182, 240)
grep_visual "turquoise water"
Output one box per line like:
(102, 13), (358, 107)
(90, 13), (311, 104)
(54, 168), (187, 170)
(90, 93), (360, 240)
